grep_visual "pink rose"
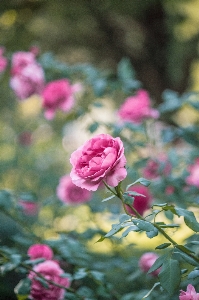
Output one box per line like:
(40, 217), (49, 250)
(29, 260), (70, 300)
(0, 46), (7, 73)
(10, 63), (45, 100)
(118, 89), (159, 124)
(125, 185), (152, 216)
(186, 158), (199, 188)
(11, 51), (36, 74)
(28, 244), (53, 260)
(179, 284), (199, 300)
(70, 134), (127, 191)
(165, 185), (175, 195)
(139, 252), (160, 276)
(56, 174), (92, 205)
(142, 154), (171, 180)
(18, 200), (38, 216)
(41, 79), (76, 120)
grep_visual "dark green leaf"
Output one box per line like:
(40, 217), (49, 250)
(105, 224), (122, 237)
(121, 225), (139, 238)
(148, 254), (168, 274)
(159, 259), (181, 295)
(134, 219), (155, 232)
(175, 208), (199, 232)
(14, 278), (31, 295)
(146, 227), (158, 239)
(156, 243), (171, 250)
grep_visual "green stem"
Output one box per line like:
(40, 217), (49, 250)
(111, 183), (199, 265)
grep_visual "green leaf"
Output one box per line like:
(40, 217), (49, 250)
(95, 236), (105, 243)
(88, 122), (99, 133)
(102, 195), (115, 202)
(121, 225), (139, 238)
(159, 90), (182, 113)
(73, 268), (87, 280)
(105, 224), (122, 237)
(0, 190), (13, 210)
(159, 259), (181, 295)
(35, 276), (49, 288)
(117, 57), (136, 81)
(146, 227), (158, 239)
(126, 178), (150, 190)
(175, 251), (199, 266)
(155, 243), (171, 250)
(188, 270), (199, 279)
(119, 214), (131, 223)
(133, 219), (155, 232)
(175, 208), (199, 232)
(90, 270), (104, 282)
(142, 282), (160, 299)
(148, 254), (168, 274)
(14, 278), (31, 296)
(160, 224), (180, 228)
(123, 194), (134, 206)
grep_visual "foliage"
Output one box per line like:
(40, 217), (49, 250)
(0, 44), (199, 300)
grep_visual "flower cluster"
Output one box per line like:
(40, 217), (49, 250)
(27, 244), (70, 300)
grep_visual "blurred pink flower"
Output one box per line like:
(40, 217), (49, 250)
(165, 185), (175, 195)
(142, 154), (171, 180)
(125, 185), (152, 216)
(56, 174), (92, 205)
(179, 284), (199, 300)
(29, 260), (70, 300)
(0, 46), (7, 73)
(11, 51), (36, 75)
(139, 252), (160, 276)
(41, 79), (76, 120)
(10, 63), (45, 100)
(70, 133), (127, 191)
(118, 89), (159, 124)
(28, 244), (53, 260)
(18, 200), (38, 216)
(186, 158), (199, 188)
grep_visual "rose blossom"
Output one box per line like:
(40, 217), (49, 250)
(0, 46), (7, 73)
(28, 244), (53, 260)
(70, 133), (127, 191)
(125, 185), (152, 216)
(10, 63), (45, 100)
(29, 260), (70, 300)
(18, 199), (38, 216)
(56, 174), (92, 205)
(139, 252), (160, 276)
(179, 284), (199, 300)
(10, 50), (45, 100)
(186, 158), (199, 188)
(142, 154), (171, 180)
(11, 51), (36, 75)
(118, 89), (159, 124)
(41, 79), (77, 120)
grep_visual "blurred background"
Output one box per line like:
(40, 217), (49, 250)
(1, 0), (199, 100)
